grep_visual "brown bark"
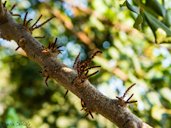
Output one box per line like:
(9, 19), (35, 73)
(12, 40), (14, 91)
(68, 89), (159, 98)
(0, 2), (152, 128)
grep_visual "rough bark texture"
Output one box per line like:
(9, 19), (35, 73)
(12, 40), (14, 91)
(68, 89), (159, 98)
(0, 2), (152, 128)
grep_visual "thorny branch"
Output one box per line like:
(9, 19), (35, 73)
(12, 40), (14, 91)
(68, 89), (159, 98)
(41, 38), (63, 86)
(64, 51), (101, 98)
(0, 1), (152, 128)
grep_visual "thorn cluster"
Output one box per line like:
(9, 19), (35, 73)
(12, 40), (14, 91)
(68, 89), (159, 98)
(48, 38), (62, 54)
(22, 11), (54, 33)
(64, 50), (101, 97)
(42, 37), (62, 57)
(116, 83), (137, 107)
(40, 38), (62, 86)
(81, 99), (94, 118)
(73, 50), (102, 83)
(3, 1), (20, 17)
(10, 4), (20, 17)
(3, 1), (53, 36)
(2, 1), (60, 88)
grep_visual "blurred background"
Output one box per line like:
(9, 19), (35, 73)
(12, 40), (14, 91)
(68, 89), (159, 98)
(0, 0), (171, 128)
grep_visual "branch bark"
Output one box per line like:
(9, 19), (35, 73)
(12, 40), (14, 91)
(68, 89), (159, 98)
(0, 2), (152, 128)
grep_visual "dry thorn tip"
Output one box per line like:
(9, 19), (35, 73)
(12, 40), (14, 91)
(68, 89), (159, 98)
(73, 52), (81, 69)
(10, 4), (16, 12)
(34, 36), (45, 39)
(45, 76), (49, 87)
(87, 70), (99, 78)
(3, 1), (7, 7)
(11, 13), (21, 17)
(23, 11), (28, 26)
(126, 94), (134, 102)
(32, 16), (55, 30)
(123, 83), (136, 98)
(15, 46), (20, 51)
(64, 90), (69, 98)
(30, 14), (42, 29)
(26, 19), (33, 26)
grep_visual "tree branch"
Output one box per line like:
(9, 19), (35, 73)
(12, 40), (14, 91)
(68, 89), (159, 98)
(0, 4), (152, 128)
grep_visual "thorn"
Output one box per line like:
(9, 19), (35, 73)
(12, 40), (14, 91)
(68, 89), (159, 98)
(81, 99), (94, 119)
(57, 46), (63, 54)
(85, 66), (101, 71)
(54, 37), (58, 45)
(15, 46), (20, 51)
(64, 90), (69, 98)
(84, 113), (89, 118)
(52, 37), (58, 48)
(87, 70), (99, 78)
(3, 1), (7, 7)
(50, 38), (57, 48)
(25, 19), (33, 27)
(31, 16), (55, 30)
(73, 52), (81, 69)
(57, 45), (62, 49)
(116, 83), (137, 106)
(45, 76), (49, 87)
(71, 77), (77, 84)
(126, 94), (134, 102)
(34, 36), (45, 39)
(23, 11), (28, 26)
(123, 83), (136, 98)
(84, 70), (89, 76)
(90, 50), (102, 60)
(125, 100), (137, 104)
(11, 13), (21, 17)
(10, 4), (16, 12)
(89, 111), (94, 118)
(30, 14), (42, 29)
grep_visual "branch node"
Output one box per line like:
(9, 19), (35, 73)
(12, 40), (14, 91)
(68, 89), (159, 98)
(42, 37), (62, 57)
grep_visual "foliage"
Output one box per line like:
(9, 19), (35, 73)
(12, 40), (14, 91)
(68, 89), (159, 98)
(0, 0), (171, 128)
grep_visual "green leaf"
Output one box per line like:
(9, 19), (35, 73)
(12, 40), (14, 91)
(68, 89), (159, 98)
(125, 0), (139, 14)
(133, 14), (143, 30)
(165, 9), (171, 27)
(144, 11), (171, 43)
(145, 0), (166, 17)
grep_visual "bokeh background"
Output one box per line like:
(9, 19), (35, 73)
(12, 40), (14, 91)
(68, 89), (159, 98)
(0, 0), (171, 128)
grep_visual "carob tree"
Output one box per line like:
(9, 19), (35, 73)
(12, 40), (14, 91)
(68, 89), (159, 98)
(0, 1), (152, 128)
